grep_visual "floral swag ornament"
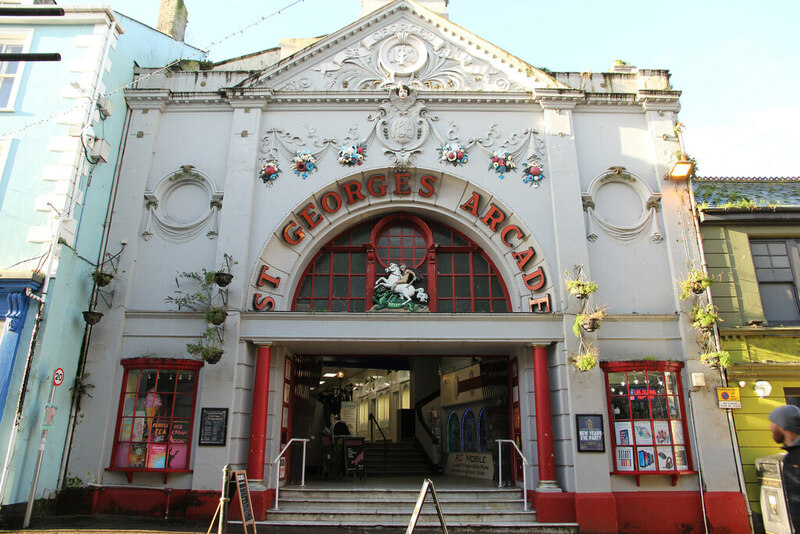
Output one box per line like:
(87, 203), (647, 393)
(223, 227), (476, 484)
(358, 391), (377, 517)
(338, 143), (367, 167)
(490, 149), (516, 179)
(522, 162), (545, 187)
(291, 151), (318, 179)
(258, 160), (280, 186)
(437, 143), (468, 166)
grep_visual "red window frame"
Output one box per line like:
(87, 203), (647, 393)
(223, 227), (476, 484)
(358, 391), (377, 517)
(600, 360), (696, 485)
(107, 358), (203, 483)
(291, 213), (511, 313)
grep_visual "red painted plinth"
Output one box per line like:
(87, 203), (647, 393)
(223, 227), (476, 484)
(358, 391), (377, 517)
(575, 493), (618, 533)
(533, 491), (575, 523)
(704, 491), (750, 534)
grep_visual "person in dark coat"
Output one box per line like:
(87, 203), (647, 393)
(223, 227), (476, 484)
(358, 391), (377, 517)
(769, 404), (800, 532)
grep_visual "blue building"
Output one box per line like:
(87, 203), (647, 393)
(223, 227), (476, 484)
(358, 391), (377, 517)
(0, 2), (200, 518)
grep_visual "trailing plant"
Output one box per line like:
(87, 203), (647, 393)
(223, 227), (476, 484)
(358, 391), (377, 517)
(166, 259), (234, 365)
(70, 372), (95, 411)
(571, 344), (598, 372)
(187, 327), (224, 364)
(565, 270), (598, 299)
(691, 303), (720, 331)
(679, 268), (714, 300)
(700, 350), (732, 369)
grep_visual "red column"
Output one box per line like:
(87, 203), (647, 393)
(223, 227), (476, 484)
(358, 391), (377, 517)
(247, 345), (272, 480)
(533, 345), (557, 485)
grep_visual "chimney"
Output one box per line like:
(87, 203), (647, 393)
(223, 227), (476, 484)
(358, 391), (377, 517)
(157, 0), (188, 42)
(361, 0), (448, 18)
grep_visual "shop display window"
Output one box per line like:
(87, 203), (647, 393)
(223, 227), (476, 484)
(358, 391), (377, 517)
(462, 409), (476, 451)
(292, 214), (510, 312)
(478, 407), (489, 452)
(108, 358), (202, 482)
(601, 361), (695, 484)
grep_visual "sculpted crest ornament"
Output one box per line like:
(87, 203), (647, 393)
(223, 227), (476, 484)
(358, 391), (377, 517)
(372, 263), (429, 312)
(367, 86), (432, 169)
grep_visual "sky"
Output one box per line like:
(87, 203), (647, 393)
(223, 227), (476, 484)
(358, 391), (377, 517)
(58, 0), (799, 178)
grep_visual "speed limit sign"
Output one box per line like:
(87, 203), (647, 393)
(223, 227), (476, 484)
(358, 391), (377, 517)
(53, 368), (64, 387)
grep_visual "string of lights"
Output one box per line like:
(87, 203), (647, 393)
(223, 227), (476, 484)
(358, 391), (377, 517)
(0, 0), (307, 138)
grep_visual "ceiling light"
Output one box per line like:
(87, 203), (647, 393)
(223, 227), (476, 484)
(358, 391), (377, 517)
(323, 373), (337, 378)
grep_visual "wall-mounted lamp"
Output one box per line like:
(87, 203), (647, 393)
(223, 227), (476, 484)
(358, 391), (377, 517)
(754, 381), (772, 398)
(690, 372), (706, 391)
(738, 380), (747, 388)
(667, 161), (695, 181)
(337, 369), (344, 379)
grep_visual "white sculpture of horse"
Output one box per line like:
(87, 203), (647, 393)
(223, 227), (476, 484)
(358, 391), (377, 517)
(374, 263), (429, 305)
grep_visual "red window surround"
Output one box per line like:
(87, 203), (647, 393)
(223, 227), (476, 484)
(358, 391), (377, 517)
(107, 358), (203, 483)
(600, 360), (697, 486)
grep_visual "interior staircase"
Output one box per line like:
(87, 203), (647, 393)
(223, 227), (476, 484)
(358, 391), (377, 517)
(364, 439), (431, 477)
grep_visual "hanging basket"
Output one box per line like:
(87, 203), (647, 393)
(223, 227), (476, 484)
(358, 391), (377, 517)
(581, 317), (601, 332)
(202, 347), (224, 364)
(82, 310), (103, 325)
(204, 308), (227, 326)
(92, 271), (114, 287)
(214, 272), (234, 287)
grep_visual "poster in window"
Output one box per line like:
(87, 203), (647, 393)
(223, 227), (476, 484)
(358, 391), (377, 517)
(115, 443), (130, 468)
(616, 447), (634, 471)
(614, 421), (632, 445)
(653, 421), (671, 445)
(131, 413), (147, 441)
(657, 447), (675, 470)
(171, 420), (190, 443)
(633, 421), (653, 445)
(147, 444), (167, 468)
(671, 421), (684, 444)
(150, 419), (170, 442)
(674, 446), (689, 470)
(637, 446), (656, 471)
(129, 443), (147, 468)
(168, 444), (188, 469)
(119, 418), (132, 441)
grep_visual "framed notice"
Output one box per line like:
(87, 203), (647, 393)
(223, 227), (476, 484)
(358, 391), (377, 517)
(198, 408), (228, 446)
(576, 414), (605, 452)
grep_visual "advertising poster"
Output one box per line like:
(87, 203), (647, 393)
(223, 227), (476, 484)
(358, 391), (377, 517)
(614, 422), (632, 446)
(653, 421), (671, 445)
(147, 444), (167, 468)
(675, 446), (689, 470)
(633, 421), (653, 445)
(671, 421), (684, 444)
(168, 444), (188, 469)
(637, 446), (656, 471)
(616, 447), (634, 471)
(657, 447), (675, 470)
(129, 443), (147, 467)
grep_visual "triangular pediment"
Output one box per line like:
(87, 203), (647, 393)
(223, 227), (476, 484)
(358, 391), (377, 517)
(237, 0), (563, 93)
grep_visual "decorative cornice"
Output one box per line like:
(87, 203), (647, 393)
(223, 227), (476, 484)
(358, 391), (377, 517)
(125, 89), (170, 111)
(534, 88), (584, 110)
(636, 89), (681, 112)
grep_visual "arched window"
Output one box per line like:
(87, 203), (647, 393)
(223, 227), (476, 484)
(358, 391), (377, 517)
(447, 411), (460, 453)
(292, 213), (510, 312)
(462, 409), (476, 452)
(478, 406), (489, 452)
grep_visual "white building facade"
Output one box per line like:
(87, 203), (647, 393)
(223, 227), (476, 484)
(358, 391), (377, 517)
(62, 1), (749, 531)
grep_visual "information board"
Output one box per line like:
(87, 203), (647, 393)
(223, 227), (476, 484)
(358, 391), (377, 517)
(717, 387), (742, 409)
(232, 470), (255, 534)
(198, 408), (228, 446)
(343, 437), (366, 476)
(576, 414), (605, 452)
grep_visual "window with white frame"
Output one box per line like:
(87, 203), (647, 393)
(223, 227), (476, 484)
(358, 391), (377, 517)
(751, 239), (800, 325)
(0, 31), (32, 111)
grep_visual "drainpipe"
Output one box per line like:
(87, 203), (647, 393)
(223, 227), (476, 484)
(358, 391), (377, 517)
(687, 178), (753, 528)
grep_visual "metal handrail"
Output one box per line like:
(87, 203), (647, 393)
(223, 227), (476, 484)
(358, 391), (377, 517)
(271, 437), (309, 510)
(406, 478), (448, 534)
(368, 413), (389, 468)
(496, 439), (531, 511)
